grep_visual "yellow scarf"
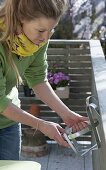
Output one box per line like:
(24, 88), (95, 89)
(0, 19), (46, 57)
(7, 33), (46, 56)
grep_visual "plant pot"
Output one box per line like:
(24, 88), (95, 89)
(22, 128), (48, 157)
(55, 86), (69, 99)
(23, 85), (35, 97)
(28, 104), (40, 117)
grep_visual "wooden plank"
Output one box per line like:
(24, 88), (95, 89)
(84, 152), (93, 170)
(69, 74), (91, 80)
(68, 105), (86, 110)
(48, 68), (92, 74)
(47, 55), (66, 60)
(70, 81), (91, 86)
(69, 55), (91, 61)
(68, 68), (91, 74)
(47, 142), (85, 170)
(70, 93), (91, 99)
(64, 99), (86, 105)
(21, 141), (92, 170)
(48, 60), (65, 64)
(67, 62), (91, 67)
(48, 48), (90, 55)
(47, 48), (67, 55)
(68, 48), (90, 55)
(39, 116), (61, 123)
(47, 55), (91, 61)
(70, 87), (91, 93)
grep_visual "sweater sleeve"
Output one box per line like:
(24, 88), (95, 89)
(24, 43), (49, 88)
(0, 58), (11, 113)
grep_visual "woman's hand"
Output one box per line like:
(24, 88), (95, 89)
(61, 111), (89, 133)
(38, 120), (69, 147)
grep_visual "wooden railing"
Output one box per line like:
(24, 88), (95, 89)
(20, 40), (92, 124)
(19, 40), (106, 169)
(47, 40), (92, 120)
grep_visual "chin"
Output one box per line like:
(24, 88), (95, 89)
(34, 43), (39, 46)
(32, 42), (39, 46)
(33, 41), (40, 45)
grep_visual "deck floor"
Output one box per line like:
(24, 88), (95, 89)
(21, 141), (93, 170)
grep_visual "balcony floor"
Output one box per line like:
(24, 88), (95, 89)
(21, 141), (93, 170)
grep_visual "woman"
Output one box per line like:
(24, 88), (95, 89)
(0, 0), (88, 160)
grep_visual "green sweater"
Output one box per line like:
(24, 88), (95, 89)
(0, 43), (48, 129)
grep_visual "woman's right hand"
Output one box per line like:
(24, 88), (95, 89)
(38, 120), (69, 147)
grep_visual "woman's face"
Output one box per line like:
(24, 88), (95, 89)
(21, 17), (59, 45)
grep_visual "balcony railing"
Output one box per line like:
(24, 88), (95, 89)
(48, 40), (106, 170)
(19, 39), (106, 170)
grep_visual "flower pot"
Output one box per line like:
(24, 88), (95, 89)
(23, 85), (35, 97)
(55, 86), (69, 99)
(22, 128), (48, 157)
(28, 104), (40, 117)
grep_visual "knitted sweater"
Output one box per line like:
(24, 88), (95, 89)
(0, 42), (48, 129)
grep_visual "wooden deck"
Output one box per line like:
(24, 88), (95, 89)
(21, 141), (93, 170)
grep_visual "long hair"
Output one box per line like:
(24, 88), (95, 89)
(0, 0), (69, 83)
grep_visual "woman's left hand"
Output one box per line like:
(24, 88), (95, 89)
(61, 111), (89, 133)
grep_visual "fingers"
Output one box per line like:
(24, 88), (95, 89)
(72, 121), (88, 133)
(80, 116), (89, 121)
(54, 125), (70, 147)
(57, 125), (65, 134)
(55, 133), (70, 147)
(70, 114), (89, 133)
(43, 122), (69, 147)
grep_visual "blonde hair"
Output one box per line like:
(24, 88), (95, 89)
(0, 0), (69, 83)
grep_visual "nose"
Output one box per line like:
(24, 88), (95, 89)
(40, 32), (50, 42)
(40, 30), (54, 42)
